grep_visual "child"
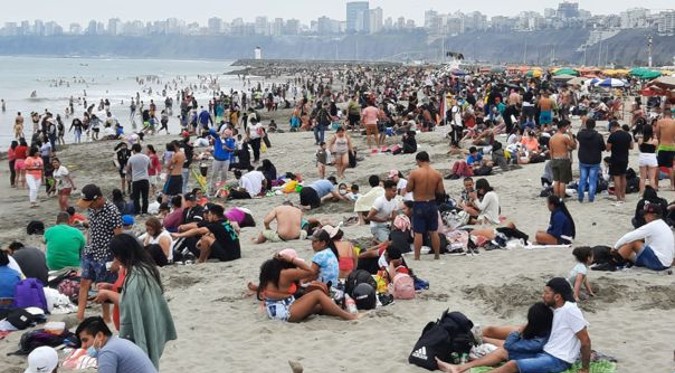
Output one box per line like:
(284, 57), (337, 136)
(316, 142), (327, 179)
(568, 246), (595, 302)
(346, 184), (361, 201)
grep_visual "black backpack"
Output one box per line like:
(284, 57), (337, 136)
(344, 269), (377, 297)
(408, 310), (475, 370)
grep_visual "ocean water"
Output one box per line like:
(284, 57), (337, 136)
(0, 56), (242, 148)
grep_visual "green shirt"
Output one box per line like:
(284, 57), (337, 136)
(44, 224), (85, 270)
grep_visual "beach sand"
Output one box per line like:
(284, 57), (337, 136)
(1, 113), (674, 372)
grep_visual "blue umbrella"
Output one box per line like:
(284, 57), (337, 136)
(596, 78), (626, 88)
(450, 68), (468, 76)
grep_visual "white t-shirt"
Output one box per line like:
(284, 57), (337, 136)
(475, 191), (500, 225)
(370, 196), (399, 228)
(544, 302), (588, 363)
(396, 178), (413, 201)
(614, 219), (674, 266)
(240, 170), (265, 196)
(53, 165), (73, 190)
(567, 263), (587, 286)
(248, 122), (262, 140)
(149, 230), (174, 262)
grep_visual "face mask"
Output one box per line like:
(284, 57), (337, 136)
(86, 337), (101, 358)
(339, 189), (347, 195)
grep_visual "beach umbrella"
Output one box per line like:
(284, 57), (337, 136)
(629, 67), (650, 76)
(526, 69), (542, 78)
(552, 74), (576, 82)
(633, 70), (661, 79)
(588, 77), (601, 85)
(450, 68), (468, 76)
(553, 68), (579, 76)
(650, 76), (675, 89)
(596, 78), (626, 88)
(567, 77), (586, 86)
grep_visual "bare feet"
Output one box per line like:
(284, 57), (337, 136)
(435, 357), (462, 373)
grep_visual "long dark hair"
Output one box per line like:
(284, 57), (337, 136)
(110, 234), (163, 293)
(256, 258), (295, 301)
(642, 125), (654, 142)
(547, 195), (575, 239)
(521, 302), (554, 339)
(10, 140), (18, 150)
(314, 229), (339, 259)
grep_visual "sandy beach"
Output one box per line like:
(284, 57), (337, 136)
(1, 109), (674, 373)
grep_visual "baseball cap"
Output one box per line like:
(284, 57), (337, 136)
(76, 184), (102, 209)
(388, 169), (399, 179)
(205, 203), (224, 216)
(121, 215), (135, 226)
(181, 130), (190, 138)
(321, 224), (340, 239)
(24, 346), (58, 373)
(184, 192), (196, 201)
(546, 277), (575, 303)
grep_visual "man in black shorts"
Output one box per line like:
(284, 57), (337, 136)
(606, 121), (633, 205)
(172, 203), (240, 263)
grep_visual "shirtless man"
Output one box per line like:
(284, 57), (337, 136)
(655, 107), (675, 190)
(406, 151), (445, 260)
(549, 120), (577, 199)
(14, 112), (25, 139)
(164, 141), (185, 199)
(538, 91), (554, 127)
(253, 202), (307, 244)
(560, 88), (571, 121)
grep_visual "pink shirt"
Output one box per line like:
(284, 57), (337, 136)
(361, 106), (380, 125)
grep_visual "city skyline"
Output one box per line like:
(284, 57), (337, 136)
(1, 0), (673, 26)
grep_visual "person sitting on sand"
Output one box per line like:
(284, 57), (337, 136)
(534, 196), (576, 245)
(253, 202), (307, 244)
(354, 175), (384, 223)
(172, 203), (241, 263)
(613, 203), (674, 271)
(438, 277), (591, 373)
(309, 228), (340, 286)
(0, 250), (21, 309)
(44, 212), (85, 271)
(76, 316), (158, 373)
(568, 247), (595, 302)
(161, 195), (184, 233)
(436, 302), (553, 373)
(367, 180), (399, 243)
(140, 217), (174, 267)
(256, 249), (358, 322)
(460, 178), (500, 225)
(230, 169), (266, 199)
(631, 186), (668, 228)
(324, 225), (357, 279)
(224, 206), (255, 229)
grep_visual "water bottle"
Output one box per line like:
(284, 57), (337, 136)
(344, 294), (358, 314)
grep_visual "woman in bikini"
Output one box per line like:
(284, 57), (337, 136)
(327, 127), (354, 180)
(256, 250), (358, 322)
(331, 226), (357, 279)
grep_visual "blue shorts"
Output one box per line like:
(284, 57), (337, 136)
(412, 201), (439, 234)
(516, 352), (571, 373)
(81, 254), (118, 283)
(539, 111), (552, 125)
(635, 245), (669, 271)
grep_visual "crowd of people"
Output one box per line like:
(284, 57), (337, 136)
(1, 61), (674, 373)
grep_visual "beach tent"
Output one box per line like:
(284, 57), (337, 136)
(566, 77), (587, 86)
(553, 68), (579, 76)
(596, 78), (626, 88)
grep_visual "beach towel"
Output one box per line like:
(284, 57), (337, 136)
(62, 348), (98, 370)
(470, 360), (616, 373)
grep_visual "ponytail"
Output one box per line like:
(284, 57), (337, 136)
(548, 196), (575, 238)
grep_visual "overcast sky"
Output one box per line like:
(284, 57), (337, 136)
(2, 0), (673, 25)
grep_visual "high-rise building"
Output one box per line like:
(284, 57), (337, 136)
(254, 16), (269, 35)
(285, 19), (300, 35)
(208, 17), (223, 34)
(69, 23), (81, 35)
(557, 1), (579, 19)
(272, 18), (284, 36)
(346, 1), (369, 32)
(108, 18), (122, 35)
(369, 7), (383, 34)
(424, 10), (438, 29)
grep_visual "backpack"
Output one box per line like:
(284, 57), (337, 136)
(345, 269), (378, 297)
(408, 310), (475, 370)
(13, 279), (49, 313)
(12, 329), (78, 355)
(390, 273), (415, 300)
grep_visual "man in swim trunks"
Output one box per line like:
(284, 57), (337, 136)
(548, 120), (576, 199)
(164, 141), (185, 200)
(538, 91), (554, 127)
(406, 151), (445, 260)
(253, 202), (307, 244)
(655, 106), (675, 190)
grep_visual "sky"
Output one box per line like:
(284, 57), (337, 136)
(1, 0), (673, 25)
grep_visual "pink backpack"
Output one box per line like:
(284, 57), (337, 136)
(391, 273), (415, 300)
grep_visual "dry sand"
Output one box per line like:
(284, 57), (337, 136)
(1, 114), (674, 372)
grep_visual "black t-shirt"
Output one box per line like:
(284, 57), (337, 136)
(182, 205), (204, 223)
(199, 219), (241, 258)
(180, 141), (194, 168)
(607, 130), (632, 163)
